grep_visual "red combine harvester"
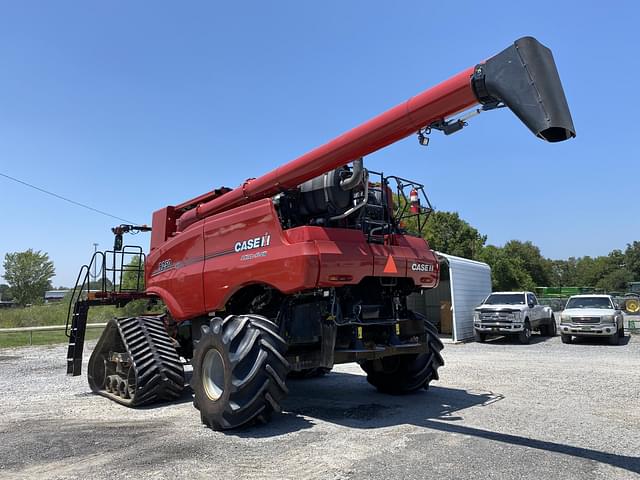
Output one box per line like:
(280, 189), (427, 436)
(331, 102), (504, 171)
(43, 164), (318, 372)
(66, 37), (575, 430)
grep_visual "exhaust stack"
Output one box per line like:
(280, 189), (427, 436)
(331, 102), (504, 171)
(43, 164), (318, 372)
(472, 36), (575, 142)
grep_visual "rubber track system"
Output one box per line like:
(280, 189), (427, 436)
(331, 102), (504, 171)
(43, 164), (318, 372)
(360, 314), (444, 394)
(191, 314), (289, 430)
(87, 316), (185, 407)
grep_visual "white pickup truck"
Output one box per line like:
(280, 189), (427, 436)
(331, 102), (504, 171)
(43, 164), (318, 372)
(559, 294), (625, 345)
(473, 291), (556, 344)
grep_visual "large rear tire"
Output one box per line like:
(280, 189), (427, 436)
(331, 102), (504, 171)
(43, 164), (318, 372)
(360, 316), (443, 394)
(561, 333), (572, 344)
(191, 314), (289, 430)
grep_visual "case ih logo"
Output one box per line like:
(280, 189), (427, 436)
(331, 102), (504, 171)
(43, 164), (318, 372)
(411, 263), (434, 272)
(234, 233), (271, 253)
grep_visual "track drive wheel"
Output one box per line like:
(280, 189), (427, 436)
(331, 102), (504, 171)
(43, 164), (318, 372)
(87, 316), (185, 407)
(191, 314), (289, 430)
(360, 314), (444, 394)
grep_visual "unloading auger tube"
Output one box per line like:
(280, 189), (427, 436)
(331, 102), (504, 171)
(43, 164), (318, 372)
(176, 36), (575, 231)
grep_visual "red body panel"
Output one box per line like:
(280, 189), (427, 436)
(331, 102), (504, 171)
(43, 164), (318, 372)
(146, 199), (439, 321)
(146, 63), (475, 319)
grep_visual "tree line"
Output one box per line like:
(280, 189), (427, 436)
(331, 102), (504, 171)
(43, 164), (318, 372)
(422, 211), (640, 292)
(1, 250), (144, 306)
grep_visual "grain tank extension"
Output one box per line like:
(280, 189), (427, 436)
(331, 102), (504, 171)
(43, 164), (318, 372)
(66, 37), (574, 430)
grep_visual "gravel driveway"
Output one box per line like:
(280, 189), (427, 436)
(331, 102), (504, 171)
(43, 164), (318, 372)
(0, 334), (638, 480)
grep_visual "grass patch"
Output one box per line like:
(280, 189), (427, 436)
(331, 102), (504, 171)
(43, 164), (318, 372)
(0, 300), (161, 349)
(0, 327), (104, 348)
(0, 302), (119, 329)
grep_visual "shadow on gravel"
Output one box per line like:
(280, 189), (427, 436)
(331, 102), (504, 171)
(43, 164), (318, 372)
(230, 370), (503, 439)
(568, 336), (631, 346)
(482, 334), (554, 345)
(422, 420), (640, 475)
(234, 370), (640, 476)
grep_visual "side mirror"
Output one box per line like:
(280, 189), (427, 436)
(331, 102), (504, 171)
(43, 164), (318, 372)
(528, 303), (534, 308)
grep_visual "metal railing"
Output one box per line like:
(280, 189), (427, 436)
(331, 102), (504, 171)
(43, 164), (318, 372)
(0, 323), (107, 345)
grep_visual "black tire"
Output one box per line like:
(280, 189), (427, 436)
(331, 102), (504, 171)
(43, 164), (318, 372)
(360, 316), (444, 394)
(619, 324), (625, 338)
(518, 321), (532, 344)
(191, 314), (289, 430)
(561, 333), (572, 344)
(608, 332), (620, 345)
(474, 330), (486, 343)
(288, 367), (331, 379)
(540, 316), (557, 337)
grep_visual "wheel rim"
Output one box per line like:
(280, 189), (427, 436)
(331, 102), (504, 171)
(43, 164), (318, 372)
(525, 326), (531, 338)
(202, 349), (225, 401)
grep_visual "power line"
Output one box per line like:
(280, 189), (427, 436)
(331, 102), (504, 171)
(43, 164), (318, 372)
(0, 171), (137, 224)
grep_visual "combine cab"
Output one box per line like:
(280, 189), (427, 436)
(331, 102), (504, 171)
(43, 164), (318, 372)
(67, 36), (575, 430)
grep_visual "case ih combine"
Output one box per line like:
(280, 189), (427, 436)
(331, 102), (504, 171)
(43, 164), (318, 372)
(66, 37), (575, 430)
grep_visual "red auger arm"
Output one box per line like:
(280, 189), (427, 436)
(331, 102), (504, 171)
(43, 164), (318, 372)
(172, 36), (575, 234)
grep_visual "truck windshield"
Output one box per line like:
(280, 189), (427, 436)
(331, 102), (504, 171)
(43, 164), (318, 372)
(483, 294), (525, 305)
(565, 297), (612, 309)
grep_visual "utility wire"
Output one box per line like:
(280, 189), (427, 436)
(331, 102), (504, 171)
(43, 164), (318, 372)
(0, 171), (138, 224)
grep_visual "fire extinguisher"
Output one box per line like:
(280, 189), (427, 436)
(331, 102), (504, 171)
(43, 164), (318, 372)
(409, 188), (420, 213)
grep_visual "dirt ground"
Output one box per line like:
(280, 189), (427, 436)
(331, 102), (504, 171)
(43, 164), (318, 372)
(0, 334), (638, 480)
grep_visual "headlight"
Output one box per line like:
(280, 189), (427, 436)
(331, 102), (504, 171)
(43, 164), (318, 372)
(513, 311), (522, 321)
(601, 315), (615, 323)
(473, 312), (480, 322)
(561, 313), (571, 323)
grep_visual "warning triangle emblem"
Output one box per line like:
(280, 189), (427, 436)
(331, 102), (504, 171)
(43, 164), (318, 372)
(383, 255), (398, 274)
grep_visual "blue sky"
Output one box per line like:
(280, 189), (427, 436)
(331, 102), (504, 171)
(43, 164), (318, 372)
(0, 1), (638, 286)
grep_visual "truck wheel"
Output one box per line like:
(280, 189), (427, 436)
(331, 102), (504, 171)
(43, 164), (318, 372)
(360, 317), (443, 394)
(608, 332), (620, 346)
(549, 316), (557, 336)
(561, 333), (572, 344)
(540, 316), (557, 337)
(518, 322), (532, 344)
(288, 367), (331, 379)
(191, 314), (289, 430)
(619, 325), (625, 338)
(474, 330), (486, 343)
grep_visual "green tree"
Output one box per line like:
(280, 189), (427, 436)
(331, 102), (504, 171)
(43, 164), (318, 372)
(2, 250), (55, 306)
(423, 211), (487, 260)
(502, 240), (551, 287)
(479, 245), (536, 291)
(121, 256), (145, 291)
(0, 283), (13, 301)
(595, 268), (634, 291)
(624, 241), (640, 280)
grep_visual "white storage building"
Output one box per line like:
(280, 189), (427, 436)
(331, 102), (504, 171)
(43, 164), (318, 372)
(408, 252), (492, 342)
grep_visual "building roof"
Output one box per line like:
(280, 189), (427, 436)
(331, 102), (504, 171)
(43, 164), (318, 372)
(44, 290), (70, 299)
